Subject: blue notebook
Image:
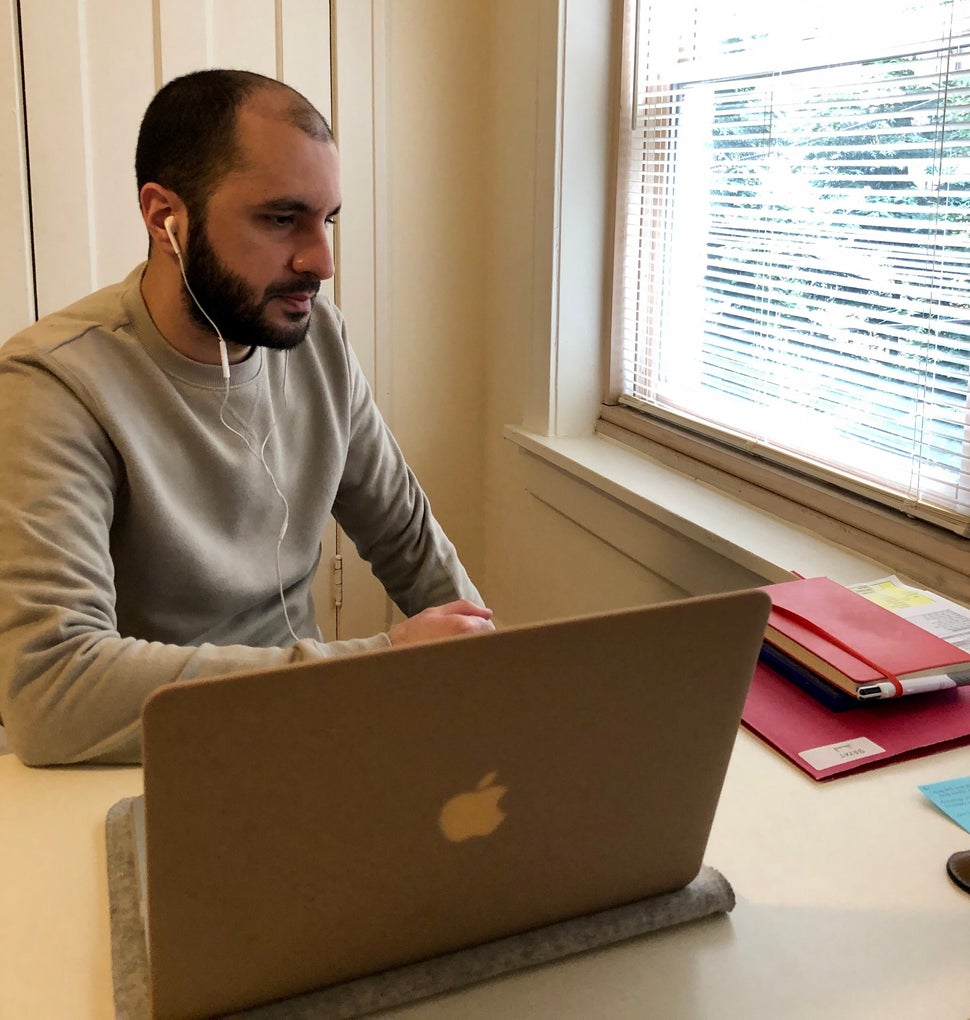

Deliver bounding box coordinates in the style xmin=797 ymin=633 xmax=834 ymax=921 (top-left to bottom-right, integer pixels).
xmin=759 ymin=642 xmax=858 ymax=712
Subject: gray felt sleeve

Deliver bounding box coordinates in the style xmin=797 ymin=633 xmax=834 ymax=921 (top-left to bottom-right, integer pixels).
xmin=106 ymin=797 xmax=735 ymax=1019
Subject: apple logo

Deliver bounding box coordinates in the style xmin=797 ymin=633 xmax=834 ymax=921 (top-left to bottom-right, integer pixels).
xmin=438 ymin=771 xmax=508 ymax=843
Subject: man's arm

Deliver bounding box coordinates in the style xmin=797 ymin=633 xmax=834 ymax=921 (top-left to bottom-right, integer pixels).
xmin=0 ymin=362 xmax=389 ymax=766
xmin=0 ymin=309 xmax=492 ymax=766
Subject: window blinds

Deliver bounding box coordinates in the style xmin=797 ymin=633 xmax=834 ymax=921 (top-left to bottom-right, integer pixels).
xmin=612 ymin=0 xmax=970 ymax=533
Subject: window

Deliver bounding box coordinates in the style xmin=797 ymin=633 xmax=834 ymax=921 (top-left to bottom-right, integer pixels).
xmin=612 ymin=0 xmax=970 ymax=535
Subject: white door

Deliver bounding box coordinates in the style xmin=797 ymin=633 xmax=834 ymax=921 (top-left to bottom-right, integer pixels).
xmin=4 ymin=0 xmax=391 ymax=642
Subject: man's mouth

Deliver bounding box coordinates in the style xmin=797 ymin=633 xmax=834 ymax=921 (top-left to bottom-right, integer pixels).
xmin=269 ymin=282 xmax=319 ymax=315
xmin=277 ymin=292 xmax=315 ymax=314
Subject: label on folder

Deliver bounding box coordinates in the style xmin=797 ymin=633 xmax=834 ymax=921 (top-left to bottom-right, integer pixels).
xmin=798 ymin=737 xmax=885 ymax=771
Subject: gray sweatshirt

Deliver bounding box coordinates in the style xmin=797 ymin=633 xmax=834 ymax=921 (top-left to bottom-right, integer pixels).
xmin=0 ymin=267 xmax=479 ymax=765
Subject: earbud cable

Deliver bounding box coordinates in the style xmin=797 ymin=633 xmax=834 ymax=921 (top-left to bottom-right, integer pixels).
xmin=173 ymin=248 xmax=300 ymax=645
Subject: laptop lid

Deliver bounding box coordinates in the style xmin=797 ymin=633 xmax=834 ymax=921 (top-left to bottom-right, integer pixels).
xmin=141 ymin=588 xmax=770 ymax=1018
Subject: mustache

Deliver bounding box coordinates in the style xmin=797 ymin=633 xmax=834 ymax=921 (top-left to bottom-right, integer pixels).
xmin=264 ymin=277 xmax=321 ymax=300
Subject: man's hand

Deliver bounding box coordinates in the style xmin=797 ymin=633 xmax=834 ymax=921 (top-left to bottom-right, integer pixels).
xmin=387 ymin=600 xmax=495 ymax=647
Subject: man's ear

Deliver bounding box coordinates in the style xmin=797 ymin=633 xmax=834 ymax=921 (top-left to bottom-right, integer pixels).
xmin=140 ymin=183 xmax=183 ymax=256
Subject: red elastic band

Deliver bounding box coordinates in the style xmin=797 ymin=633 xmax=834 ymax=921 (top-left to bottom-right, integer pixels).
xmin=770 ymin=604 xmax=905 ymax=696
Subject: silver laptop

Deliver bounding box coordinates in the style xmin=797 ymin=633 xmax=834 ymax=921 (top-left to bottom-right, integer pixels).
xmin=140 ymin=589 xmax=769 ymax=1018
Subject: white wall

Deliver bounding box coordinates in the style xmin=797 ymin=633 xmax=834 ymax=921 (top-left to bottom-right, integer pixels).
xmin=380 ymin=1 xmax=490 ymax=585
xmin=478 ymin=0 xmax=773 ymax=626
xmin=321 ymin=0 xmax=493 ymax=634
xmin=363 ymin=0 xmax=753 ymax=627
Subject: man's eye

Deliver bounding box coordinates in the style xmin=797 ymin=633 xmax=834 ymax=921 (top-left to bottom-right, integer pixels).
xmin=266 ymin=214 xmax=295 ymax=227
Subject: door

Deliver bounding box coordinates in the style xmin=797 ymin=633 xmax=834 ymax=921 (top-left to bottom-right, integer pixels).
xmin=4 ymin=0 xmax=391 ymax=641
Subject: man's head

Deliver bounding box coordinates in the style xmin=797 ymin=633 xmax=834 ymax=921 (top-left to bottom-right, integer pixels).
xmin=136 ymin=70 xmax=340 ymax=356
xmin=136 ymin=69 xmax=333 ymax=225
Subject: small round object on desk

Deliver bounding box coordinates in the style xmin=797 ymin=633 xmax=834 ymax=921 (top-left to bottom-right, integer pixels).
xmin=945 ymin=850 xmax=970 ymax=894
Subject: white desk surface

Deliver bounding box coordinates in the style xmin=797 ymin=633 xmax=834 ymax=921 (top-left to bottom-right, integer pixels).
xmin=1 ymin=732 xmax=968 ymax=1020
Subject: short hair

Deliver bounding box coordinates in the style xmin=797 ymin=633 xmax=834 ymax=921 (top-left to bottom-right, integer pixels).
xmin=135 ymin=69 xmax=334 ymax=217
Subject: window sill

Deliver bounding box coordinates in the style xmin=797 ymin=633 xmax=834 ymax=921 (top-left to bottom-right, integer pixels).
xmin=504 ymin=425 xmax=895 ymax=592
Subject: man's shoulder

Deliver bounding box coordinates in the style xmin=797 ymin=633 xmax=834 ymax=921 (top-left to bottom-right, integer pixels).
xmin=2 ymin=268 xmax=142 ymax=363
xmin=301 ymin=296 xmax=353 ymax=372
xmin=308 ymin=294 xmax=344 ymax=342
xmin=306 ymin=296 xmax=367 ymax=373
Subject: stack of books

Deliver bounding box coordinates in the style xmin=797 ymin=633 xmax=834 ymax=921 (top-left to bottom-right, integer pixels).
xmin=762 ymin=575 xmax=970 ymax=708
xmin=741 ymin=575 xmax=970 ymax=780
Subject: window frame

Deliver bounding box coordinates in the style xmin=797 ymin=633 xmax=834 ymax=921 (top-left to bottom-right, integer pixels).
xmin=600 ymin=0 xmax=970 ymax=603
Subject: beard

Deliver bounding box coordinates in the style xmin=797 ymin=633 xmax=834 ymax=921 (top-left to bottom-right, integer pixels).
xmin=182 ymin=222 xmax=320 ymax=351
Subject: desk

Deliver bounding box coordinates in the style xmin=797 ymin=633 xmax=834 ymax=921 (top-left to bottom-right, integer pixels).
xmin=2 ymin=733 xmax=968 ymax=1019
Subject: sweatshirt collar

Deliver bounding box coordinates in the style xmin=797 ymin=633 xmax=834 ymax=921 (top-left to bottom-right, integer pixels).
xmin=121 ymin=264 xmax=263 ymax=388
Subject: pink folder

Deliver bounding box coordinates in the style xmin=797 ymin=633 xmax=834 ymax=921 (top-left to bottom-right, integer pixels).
xmin=742 ymin=662 xmax=970 ymax=780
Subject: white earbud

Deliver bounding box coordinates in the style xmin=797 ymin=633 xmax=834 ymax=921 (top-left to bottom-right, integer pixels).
xmin=164 ymin=215 xmax=182 ymax=256
xmin=163 ymin=213 xmax=230 ymax=381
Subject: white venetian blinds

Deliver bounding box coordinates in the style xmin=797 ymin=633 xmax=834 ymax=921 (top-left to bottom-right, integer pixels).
xmin=612 ymin=0 xmax=970 ymax=533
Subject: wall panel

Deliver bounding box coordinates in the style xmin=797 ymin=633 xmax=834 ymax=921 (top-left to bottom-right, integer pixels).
xmin=327 ymin=0 xmax=390 ymax=639
xmin=209 ymin=0 xmax=277 ymax=77
xmin=14 ymin=2 xmax=346 ymax=638
xmin=21 ymin=0 xmax=336 ymax=320
xmin=84 ymin=2 xmax=157 ymax=289
xmin=0 ymin=0 xmax=33 ymax=341
xmin=157 ymin=0 xmax=211 ymax=81
xmin=280 ymin=0 xmax=332 ymax=121
xmin=157 ymin=0 xmax=279 ymax=81
xmin=19 ymin=0 xmax=151 ymax=315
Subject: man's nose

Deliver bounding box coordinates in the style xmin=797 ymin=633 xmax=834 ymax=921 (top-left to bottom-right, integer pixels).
xmin=292 ymin=226 xmax=335 ymax=281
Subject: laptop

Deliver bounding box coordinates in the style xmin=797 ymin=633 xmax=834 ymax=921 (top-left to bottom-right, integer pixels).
xmin=138 ymin=588 xmax=770 ymax=1018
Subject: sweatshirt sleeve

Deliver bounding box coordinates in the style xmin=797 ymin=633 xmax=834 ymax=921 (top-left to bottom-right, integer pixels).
xmin=0 ymin=360 xmax=389 ymax=767
xmin=330 ymin=323 xmax=483 ymax=615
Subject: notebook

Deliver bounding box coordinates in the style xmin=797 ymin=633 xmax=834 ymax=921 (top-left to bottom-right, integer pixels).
xmin=136 ymin=588 xmax=770 ymax=1018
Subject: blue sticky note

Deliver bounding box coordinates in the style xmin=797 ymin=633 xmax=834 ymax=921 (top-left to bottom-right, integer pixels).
xmin=919 ymin=776 xmax=970 ymax=835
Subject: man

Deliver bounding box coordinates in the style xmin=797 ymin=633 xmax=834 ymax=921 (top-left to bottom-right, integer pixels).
xmin=0 ymin=69 xmax=492 ymax=767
